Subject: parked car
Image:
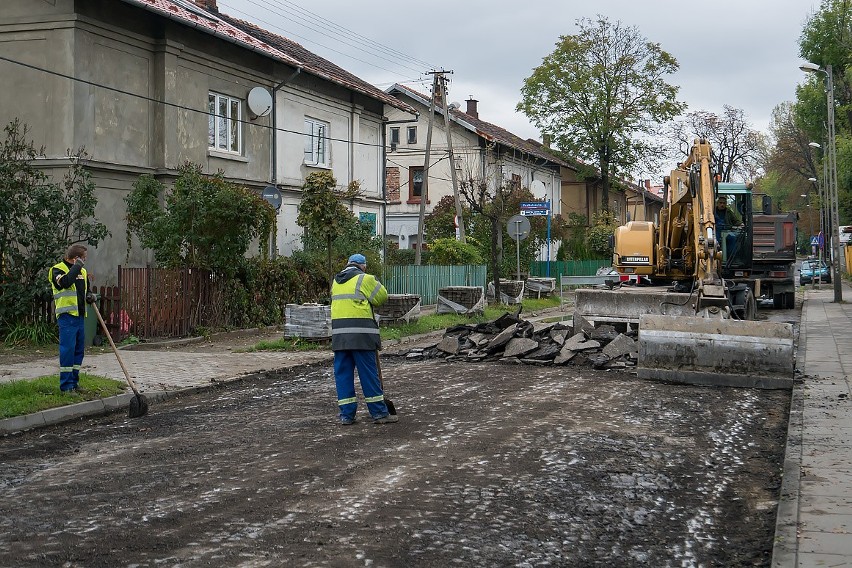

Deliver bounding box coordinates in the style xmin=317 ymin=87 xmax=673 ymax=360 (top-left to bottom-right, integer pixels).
xmin=800 ymin=259 xmax=831 ymax=284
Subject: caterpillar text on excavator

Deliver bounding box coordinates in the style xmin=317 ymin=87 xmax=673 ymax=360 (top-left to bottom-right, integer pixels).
xmin=574 ymin=139 xmax=794 ymax=389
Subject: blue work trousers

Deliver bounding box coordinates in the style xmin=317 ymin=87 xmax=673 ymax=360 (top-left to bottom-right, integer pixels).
xmin=333 ymin=350 xmax=389 ymax=420
xmin=58 ymin=313 xmax=85 ymax=391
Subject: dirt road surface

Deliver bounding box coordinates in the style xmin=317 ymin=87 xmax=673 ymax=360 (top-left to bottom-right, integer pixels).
xmin=0 ymin=357 xmax=789 ymax=567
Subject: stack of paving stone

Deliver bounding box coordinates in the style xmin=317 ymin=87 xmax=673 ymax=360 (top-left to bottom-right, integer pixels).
xmin=525 ymin=277 xmax=556 ymax=298
xmin=436 ymin=286 xmax=485 ymax=315
xmin=375 ymin=294 xmax=421 ymax=325
xmin=284 ymin=303 xmax=331 ymax=339
xmin=487 ymin=279 xmax=525 ymax=304
xmin=405 ymin=312 xmax=638 ymax=369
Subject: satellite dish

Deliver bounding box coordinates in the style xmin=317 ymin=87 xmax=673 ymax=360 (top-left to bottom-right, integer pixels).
xmin=247 ymin=87 xmax=272 ymax=118
xmin=449 ymin=101 xmax=461 ymax=110
xmin=530 ymin=179 xmax=546 ymax=198
xmin=261 ymin=185 xmax=282 ymax=211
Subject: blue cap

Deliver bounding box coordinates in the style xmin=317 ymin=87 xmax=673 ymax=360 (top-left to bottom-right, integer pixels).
xmin=348 ymin=253 xmax=366 ymax=265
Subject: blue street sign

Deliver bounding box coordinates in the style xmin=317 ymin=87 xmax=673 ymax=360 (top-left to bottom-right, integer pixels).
xmin=811 ymin=235 xmax=820 ymax=246
xmin=520 ymin=209 xmax=549 ymax=217
xmin=818 ymin=231 xmax=825 ymax=248
xmin=520 ymin=201 xmax=550 ymax=211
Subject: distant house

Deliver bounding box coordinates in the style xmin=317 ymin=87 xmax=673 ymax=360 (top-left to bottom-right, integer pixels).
xmin=0 ymin=0 xmax=415 ymax=282
xmin=383 ymin=84 xmax=568 ymax=252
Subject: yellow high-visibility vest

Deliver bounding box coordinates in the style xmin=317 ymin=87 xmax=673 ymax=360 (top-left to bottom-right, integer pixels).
xmin=49 ymin=261 xmax=87 ymax=317
xmin=330 ymin=268 xmax=388 ymax=351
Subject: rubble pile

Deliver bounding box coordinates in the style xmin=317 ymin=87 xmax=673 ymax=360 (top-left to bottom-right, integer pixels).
xmin=404 ymin=311 xmax=639 ymax=370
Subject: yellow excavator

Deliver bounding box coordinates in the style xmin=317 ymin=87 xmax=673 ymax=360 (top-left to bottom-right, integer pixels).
xmin=576 ymin=139 xmax=794 ymax=388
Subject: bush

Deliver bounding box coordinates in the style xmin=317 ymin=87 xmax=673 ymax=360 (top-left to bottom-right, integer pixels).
xmin=426 ymin=238 xmax=483 ymax=265
xmin=223 ymin=256 xmax=329 ymax=329
xmin=385 ymin=246 xmax=430 ymax=266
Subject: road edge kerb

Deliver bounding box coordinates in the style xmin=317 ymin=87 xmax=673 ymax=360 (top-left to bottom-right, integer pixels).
xmin=770 ymin=379 xmax=803 ymax=566
xmin=0 ymin=375 xmax=257 ymax=436
xmin=770 ymin=289 xmax=808 ymax=567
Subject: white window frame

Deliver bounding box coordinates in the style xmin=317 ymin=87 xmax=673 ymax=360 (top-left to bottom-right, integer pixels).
xmin=304 ymin=117 xmax=330 ymax=167
xmin=208 ymin=92 xmax=242 ymax=155
xmin=407 ymin=126 xmax=417 ymax=144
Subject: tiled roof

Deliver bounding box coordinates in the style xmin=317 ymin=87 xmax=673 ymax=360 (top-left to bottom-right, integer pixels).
xmin=120 ymin=0 xmax=417 ymax=115
xmin=389 ymin=83 xmax=571 ymax=169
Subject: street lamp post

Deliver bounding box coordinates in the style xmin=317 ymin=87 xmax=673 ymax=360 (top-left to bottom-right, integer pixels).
xmin=807 ymin=175 xmax=824 ymax=237
xmin=801 ymin=62 xmax=843 ymax=302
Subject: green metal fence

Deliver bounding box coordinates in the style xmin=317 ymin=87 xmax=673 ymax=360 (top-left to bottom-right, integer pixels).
xmin=382 ymin=264 xmax=486 ymax=305
xmin=529 ymin=260 xmax=611 ymax=278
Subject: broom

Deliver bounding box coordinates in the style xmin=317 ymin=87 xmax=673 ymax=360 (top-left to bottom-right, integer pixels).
xmin=375 ymin=351 xmax=396 ymax=416
xmin=91 ymin=303 xmax=149 ymax=418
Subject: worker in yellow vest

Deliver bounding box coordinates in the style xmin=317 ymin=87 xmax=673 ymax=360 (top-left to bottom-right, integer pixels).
xmin=49 ymin=244 xmax=96 ymax=393
xmin=330 ymin=253 xmax=395 ymax=425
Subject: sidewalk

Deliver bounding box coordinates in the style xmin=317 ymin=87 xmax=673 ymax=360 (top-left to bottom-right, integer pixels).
xmin=773 ymin=282 xmax=852 ymax=567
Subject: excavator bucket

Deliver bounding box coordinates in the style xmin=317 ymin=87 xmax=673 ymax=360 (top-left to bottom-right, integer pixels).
xmin=637 ymin=314 xmax=794 ymax=389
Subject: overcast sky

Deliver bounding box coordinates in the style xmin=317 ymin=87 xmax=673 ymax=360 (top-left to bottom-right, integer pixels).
xmin=219 ymin=0 xmax=816 ymax=146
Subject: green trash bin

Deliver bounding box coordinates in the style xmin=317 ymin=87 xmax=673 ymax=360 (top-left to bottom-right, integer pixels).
xmin=84 ymin=305 xmax=98 ymax=347
xmin=84 ymin=295 xmax=100 ymax=347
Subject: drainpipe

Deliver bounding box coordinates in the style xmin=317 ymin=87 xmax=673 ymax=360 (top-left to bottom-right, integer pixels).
xmin=271 ymin=67 xmax=301 ymax=185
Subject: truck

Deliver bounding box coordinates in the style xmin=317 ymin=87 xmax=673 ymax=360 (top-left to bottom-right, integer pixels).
xmin=749 ymin=206 xmax=797 ymax=308
xmin=711 ymin=189 xmax=797 ymax=309
xmin=575 ymin=139 xmax=794 ymax=388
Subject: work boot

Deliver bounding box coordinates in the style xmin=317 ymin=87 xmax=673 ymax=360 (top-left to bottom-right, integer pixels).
xmin=373 ymin=415 xmax=398 ymax=424
xmin=339 ymin=416 xmax=357 ymax=426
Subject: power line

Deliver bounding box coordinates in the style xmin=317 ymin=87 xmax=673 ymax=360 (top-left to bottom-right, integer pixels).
xmin=0 ymin=55 xmax=395 ymax=150
xmin=222 ymin=0 xmax=439 ymax=72
xmin=224 ymin=0 xmax=436 ymax=78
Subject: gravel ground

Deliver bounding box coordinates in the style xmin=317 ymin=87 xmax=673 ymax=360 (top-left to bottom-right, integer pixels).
xmin=0 ymin=356 xmax=789 ymax=567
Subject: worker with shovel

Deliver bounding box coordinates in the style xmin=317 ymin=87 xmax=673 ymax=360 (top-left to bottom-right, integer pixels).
xmin=330 ymin=253 xmax=396 ymax=425
xmin=49 ymin=244 xmax=96 ymax=393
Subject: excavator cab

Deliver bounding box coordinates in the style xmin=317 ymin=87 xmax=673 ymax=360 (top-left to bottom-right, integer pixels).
xmin=716 ymin=184 xmax=753 ymax=278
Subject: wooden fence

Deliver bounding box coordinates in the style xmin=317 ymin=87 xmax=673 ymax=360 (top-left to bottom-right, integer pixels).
xmin=382 ymin=264 xmax=486 ymax=305
xmin=117 ymin=266 xmax=227 ymax=339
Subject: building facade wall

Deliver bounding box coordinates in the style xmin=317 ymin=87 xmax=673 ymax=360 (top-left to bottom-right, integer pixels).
xmin=1 ymin=0 xmax=392 ymax=278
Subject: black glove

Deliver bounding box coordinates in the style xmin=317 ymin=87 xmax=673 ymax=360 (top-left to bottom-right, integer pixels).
xmin=85 ymin=292 xmax=96 ymax=305
xmin=74 ymin=257 xmax=85 ymax=267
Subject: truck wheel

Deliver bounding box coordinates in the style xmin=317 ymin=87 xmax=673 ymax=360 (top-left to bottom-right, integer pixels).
xmin=773 ymin=294 xmax=783 ymax=309
xmin=784 ymin=292 xmax=795 ymax=309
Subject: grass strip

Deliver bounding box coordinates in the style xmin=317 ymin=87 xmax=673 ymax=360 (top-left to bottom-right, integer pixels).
xmin=0 ymin=374 xmax=127 ymax=419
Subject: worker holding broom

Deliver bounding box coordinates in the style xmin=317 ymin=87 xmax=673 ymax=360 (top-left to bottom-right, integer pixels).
xmin=330 ymin=253 xmax=396 ymax=426
xmin=49 ymin=244 xmax=96 ymax=393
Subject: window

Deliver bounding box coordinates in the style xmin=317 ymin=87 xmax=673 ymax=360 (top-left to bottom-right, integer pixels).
xmin=510 ymin=173 xmax=521 ymax=190
xmin=389 ymin=127 xmax=400 ymax=146
xmin=208 ymin=93 xmax=242 ymax=154
xmin=407 ymin=126 xmax=417 ymax=144
xmin=409 ymin=166 xmax=424 ymax=202
xmin=304 ymin=117 xmax=329 ymax=167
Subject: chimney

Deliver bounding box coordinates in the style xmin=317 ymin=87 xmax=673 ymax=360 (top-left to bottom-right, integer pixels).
xmin=192 ymin=0 xmax=218 ymax=12
xmin=542 ymin=133 xmax=552 ymax=148
xmin=465 ymin=97 xmax=479 ymax=119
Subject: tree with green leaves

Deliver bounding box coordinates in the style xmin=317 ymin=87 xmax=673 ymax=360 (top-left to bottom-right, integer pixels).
xmin=0 ymin=119 xmax=109 ymax=333
xmin=296 ymin=172 xmax=370 ymax=283
xmin=125 ymin=163 xmax=274 ymax=277
xmin=424 ymin=195 xmax=470 ymax=242
xmin=518 ymin=15 xmax=685 ymax=212
xmin=426 ymin=238 xmax=483 ymax=265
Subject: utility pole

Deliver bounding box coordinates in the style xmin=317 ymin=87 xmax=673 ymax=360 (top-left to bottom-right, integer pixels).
xmin=415 ymin=73 xmax=438 ymax=265
xmin=435 ymin=71 xmax=466 ymax=243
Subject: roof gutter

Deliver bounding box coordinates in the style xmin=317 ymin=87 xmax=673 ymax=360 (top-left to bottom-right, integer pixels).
xmin=119 ymin=0 xmax=302 ymax=67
